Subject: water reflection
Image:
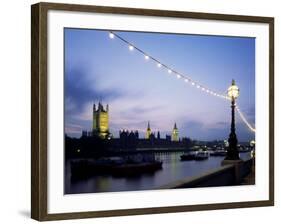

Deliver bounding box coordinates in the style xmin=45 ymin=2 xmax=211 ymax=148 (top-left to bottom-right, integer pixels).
xmin=65 ymin=152 xmax=251 ymax=194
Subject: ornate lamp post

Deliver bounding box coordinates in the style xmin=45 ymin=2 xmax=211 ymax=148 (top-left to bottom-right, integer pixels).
xmin=225 ymin=79 xmax=240 ymax=161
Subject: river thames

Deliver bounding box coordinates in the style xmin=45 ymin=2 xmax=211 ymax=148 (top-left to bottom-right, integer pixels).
xmin=65 ymin=152 xmax=252 ymax=194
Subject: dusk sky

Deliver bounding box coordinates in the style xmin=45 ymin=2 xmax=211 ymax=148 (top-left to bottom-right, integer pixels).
xmin=64 ymin=28 xmax=255 ymax=142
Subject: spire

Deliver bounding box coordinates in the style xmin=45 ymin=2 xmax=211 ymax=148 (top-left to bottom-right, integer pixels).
xmin=172 ymin=122 xmax=179 ymax=142
xmin=98 ymin=101 xmax=104 ymax=111
xmin=147 ymin=121 xmax=151 ymax=130
xmin=93 ymin=103 xmax=96 ymax=112
xmin=145 ymin=121 xmax=152 ymax=139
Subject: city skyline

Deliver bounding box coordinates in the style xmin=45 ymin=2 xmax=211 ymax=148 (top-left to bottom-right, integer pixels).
xmin=64 ymin=28 xmax=255 ymax=141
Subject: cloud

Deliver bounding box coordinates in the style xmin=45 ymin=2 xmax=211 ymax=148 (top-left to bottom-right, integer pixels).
xmin=65 ymin=123 xmax=83 ymax=134
xmin=65 ymin=67 xmax=125 ymax=117
xmin=112 ymin=105 xmax=164 ymax=120
xmin=181 ymin=120 xmax=227 ymax=141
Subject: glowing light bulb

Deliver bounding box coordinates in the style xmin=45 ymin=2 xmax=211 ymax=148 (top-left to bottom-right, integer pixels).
xmin=177 ymin=74 xmax=181 ymax=79
xmin=191 ymin=82 xmax=195 ymax=86
xmin=109 ymin=32 xmax=115 ymax=39
xmin=227 ymin=80 xmax=239 ymax=99
xmin=168 ymin=69 xmax=172 ymax=74
xmin=145 ymin=55 xmax=149 ymax=60
xmin=157 ymin=63 xmax=162 ymax=68
xmin=129 ymin=45 xmax=134 ymax=51
xmin=184 ymin=79 xmax=188 ymax=83
xmin=196 ymin=85 xmax=200 ymax=88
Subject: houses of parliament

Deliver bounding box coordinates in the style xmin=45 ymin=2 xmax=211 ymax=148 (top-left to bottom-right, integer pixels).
xmin=80 ymin=102 xmax=191 ymax=150
xmin=84 ymin=102 xmax=180 ymax=141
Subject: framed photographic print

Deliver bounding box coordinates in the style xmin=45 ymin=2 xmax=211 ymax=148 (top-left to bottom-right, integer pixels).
xmin=31 ymin=2 xmax=274 ymax=221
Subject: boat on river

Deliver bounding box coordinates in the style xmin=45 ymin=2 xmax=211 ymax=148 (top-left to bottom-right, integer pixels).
xmin=209 ymin=150 xmax=227 ymax=157
xmin=71 ymin=156 xmax=163 ymax=178
xmin=194 ymin=151 xmax=209 ymax=160
xmin=180 ymin=152 xmax=197 ymax=161
xmin=112 ymin=161 xmax=162 ymax=177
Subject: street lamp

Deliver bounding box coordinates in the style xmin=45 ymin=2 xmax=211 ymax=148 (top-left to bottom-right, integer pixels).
xmin=225 ymin=79 xmax=240 ymax=160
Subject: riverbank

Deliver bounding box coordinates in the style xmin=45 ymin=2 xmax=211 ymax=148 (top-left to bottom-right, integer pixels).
xmin=65 ymin=152 xmax=253 ymax=194
xmin=159 ymin=158 xmax=254 ymax=189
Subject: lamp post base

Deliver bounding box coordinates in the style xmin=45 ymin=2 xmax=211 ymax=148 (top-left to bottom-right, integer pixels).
xmin=221 ymin=159 xmax=243 ymax=184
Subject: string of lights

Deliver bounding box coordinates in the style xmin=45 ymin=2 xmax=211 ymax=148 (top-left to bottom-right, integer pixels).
xmin=108 ymin=31 xmax=256 ymax=133
xmin=236 ymin=105 xmax=255 ymax=132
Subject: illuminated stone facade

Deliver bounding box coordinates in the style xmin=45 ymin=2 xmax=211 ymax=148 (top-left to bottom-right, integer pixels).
xmin=172 ymin=123 xmax=179 ymax=142
xmin=145 ymin=121 xmax=152 ymax=139
xmin=92 ymin=102 xmax=109 ymax=139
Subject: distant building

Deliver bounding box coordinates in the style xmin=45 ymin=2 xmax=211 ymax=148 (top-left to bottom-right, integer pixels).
xmin=119 ymin=130 xmax=139 ymax=140
xmin=166 ymin=135 xmax=171 ymax=141
xmin=82 ymin=130 xmax=88 ymax=137
xmin=172 ymin=123 xmax=179 ymax=142
xmin=92 ymin=102 xmax=110 ymax=139
xmin=149 ymin=132 xmax=156 ymax=140
xmin=119 ymin=130 xmax=139 ymax=149
xmin=157 ymin=131 xmax=160 ymax=140
xmin=145 ymin=121 xmax=152 ymax=139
